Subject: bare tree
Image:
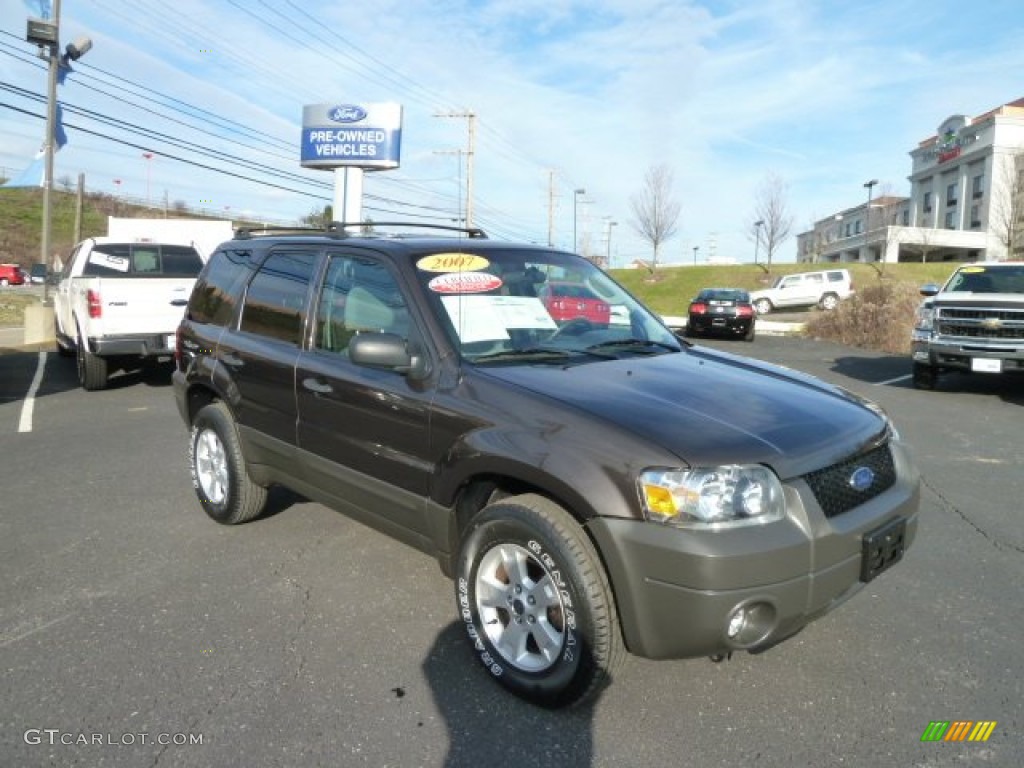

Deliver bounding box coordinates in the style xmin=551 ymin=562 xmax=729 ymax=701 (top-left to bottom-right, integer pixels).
xmin=990 ymin=157 xmax=1024 ymax=259
xmin=629 ymin=163 xmax=681 ymax=272
xmin=750 ymin=172 xmax=794 ymax=274
xmin=916 ymin=215 xmax=937 ymax=263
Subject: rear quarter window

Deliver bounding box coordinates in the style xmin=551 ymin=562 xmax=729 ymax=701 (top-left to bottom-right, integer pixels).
xmin=187 ymin=249 xmax=260 ymax=326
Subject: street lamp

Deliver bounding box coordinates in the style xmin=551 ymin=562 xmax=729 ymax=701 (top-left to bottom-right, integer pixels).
xmin=692 ymin=245 xmax=700 ymax=265
xmin=32 ymin=0 xmax=92 ymax=304
xmin=573 ymin=188 xmax=585 ymax=253
xmin=605 ymin=220 xmax=617 ymax=267
xmin=753 ymin=219 xmax=765 ymax=264
xmin=863 ymin=179 xmax=878 ymax=261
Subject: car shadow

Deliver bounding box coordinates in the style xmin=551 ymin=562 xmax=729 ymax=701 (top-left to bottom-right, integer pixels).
xmin=421 ymin=621 xmax=600 ymax=767
xmin=830 ymin=354 xmax=913 ymax=385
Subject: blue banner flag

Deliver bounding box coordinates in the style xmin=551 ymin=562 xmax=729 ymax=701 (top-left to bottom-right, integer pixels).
xmin=54 ymin=103 xmax=67 ymax=149
xmin=24 ymin=0 xmax=53 ymax=20
xmin=1 ymin=153 xmax=46 ymax=188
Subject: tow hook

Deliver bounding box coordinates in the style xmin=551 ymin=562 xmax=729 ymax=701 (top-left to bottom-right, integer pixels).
xmin=709 ymin=652 xmax=733 ymax=663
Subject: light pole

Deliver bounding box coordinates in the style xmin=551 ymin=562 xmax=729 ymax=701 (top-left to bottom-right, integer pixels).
xmin=605 ymin=220 xmax=617 ymax=267
xmin=863 ymin=178 xmax=878 ymax=261
xmin=30 ymin=0 xmax=92 ymax=304
xmin=692 ymin=245 xmax=700 ymax=265
xmin=753 ymin=219 xmax=765 ymax=264
xmin=573 ymin=188 xmax=585 ymax=253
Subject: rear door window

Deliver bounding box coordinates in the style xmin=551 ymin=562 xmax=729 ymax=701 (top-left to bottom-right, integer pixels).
xmin=238 ymin=250 xmax=319 ymax=345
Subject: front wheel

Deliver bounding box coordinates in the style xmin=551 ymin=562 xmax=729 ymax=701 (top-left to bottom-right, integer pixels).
xmin=753 ymin=298 xmax=772 ymax=315
xmin=189 ymin=401 xmax=268 ymax=524
xmin=912 ymin=362 xmax=938 ymax=390
xmin=455 ymin=494 xmax=624 ymax=708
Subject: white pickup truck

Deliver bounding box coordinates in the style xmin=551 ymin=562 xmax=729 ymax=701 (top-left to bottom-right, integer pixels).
xmin=54 ymin=237 xmax=207 ymax=390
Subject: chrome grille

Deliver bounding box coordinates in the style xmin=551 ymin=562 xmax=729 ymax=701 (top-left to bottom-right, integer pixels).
xmin=803 ymin=443 xmax=896 ymax=519
xmin=936 ymin=307 xmax=1024 ymax=340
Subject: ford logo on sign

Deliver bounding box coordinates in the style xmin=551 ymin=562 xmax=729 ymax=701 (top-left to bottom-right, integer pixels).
xmin=849 ymin=466 xmax=875 ymax=492
xmin=328 ymin=105 xmax=367 ymax=123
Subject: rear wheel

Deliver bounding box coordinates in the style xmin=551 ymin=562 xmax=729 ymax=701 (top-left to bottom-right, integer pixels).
xmin=820 ymin=293 xmax=840 ymax=311
xmin=455 ymin=494 xmax=624 ymax=708
xmin=912 ymin=363 xmax=938 ymax=390
xmin=743 ymin=323 xmax=756 ymax=342
xmin=189 ymin=402 xmax=268 ymax=524
xmin=753 ymin=298 xmax=773 ymax=315
xmin=76 ymin=330 xmax=109 ymax=390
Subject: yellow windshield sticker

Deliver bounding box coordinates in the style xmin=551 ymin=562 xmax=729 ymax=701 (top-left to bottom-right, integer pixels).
xmin=416 ymin=253 xmax=490 ymax=272
xmin=960 ymin=266 xmax=985 ymax=273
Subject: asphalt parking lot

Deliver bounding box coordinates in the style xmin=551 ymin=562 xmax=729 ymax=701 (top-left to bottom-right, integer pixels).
xmin=0 ymin=336 xmax=1021 ymax=767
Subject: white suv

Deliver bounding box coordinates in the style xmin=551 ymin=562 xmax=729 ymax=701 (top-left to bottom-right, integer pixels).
xmin=749 ymin=268 xmax=853 ymax=314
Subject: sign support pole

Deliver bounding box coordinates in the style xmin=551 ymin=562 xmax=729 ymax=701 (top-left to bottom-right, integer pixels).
xmin=333 ymin=167 xmax=364 ymax=226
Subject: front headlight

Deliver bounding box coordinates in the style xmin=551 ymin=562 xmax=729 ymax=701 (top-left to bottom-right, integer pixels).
xmin=639 ymin=465 xmax=785 ymax=528
xmin=914 ymin=304 xmax=934 ymax=331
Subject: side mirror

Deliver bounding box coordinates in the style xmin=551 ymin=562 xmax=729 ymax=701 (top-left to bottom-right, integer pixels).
xmin=349 ymin=333 xmax=429 ymax=379
xmin=919 ymin=283 xmax=940 ymax=297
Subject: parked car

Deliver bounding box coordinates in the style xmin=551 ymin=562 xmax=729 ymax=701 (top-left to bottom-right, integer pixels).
xmin=0 ymin=263 xmax=27 ymax=287
xmin=29 ymin=263 xmax=48 ymax=284
xmin=537 ymin=280 xmax=611 ymax=325
xmin=172 ymin=223 xmax=919 ymax=708
xmin=54 ymin=237 xmax=206 ymax=390
xmin=911 ymin=262 xmax=1024 ymax=389
xmin=749 ymin=268 xmax=853 ymax=314
xmin=686 ymin=287 xmax=756 ymax=341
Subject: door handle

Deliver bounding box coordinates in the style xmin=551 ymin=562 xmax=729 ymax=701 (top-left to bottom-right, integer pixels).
xmin=220 ymin=352 xmax=243 ymax=367
xmin=170 ymin=299 xmax=188 ymax=306
xmin=302 ymin=378 xmax=333 ymax=394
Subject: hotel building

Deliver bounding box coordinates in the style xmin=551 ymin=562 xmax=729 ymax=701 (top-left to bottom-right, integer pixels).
xmin=797 ymin=98 xmax=1024 ymax=264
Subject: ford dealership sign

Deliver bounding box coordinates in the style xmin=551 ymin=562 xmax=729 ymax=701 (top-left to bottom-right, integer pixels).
xmin=301 ymin=102 xmax=402 ymax=170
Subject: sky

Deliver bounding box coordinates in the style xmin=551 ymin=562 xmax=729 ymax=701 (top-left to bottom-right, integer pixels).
xmin=2 ymin=0 xmax=1024 ymax=265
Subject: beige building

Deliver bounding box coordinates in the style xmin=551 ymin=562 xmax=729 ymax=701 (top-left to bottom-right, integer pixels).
xmin=798 ymin=98 xmax=1024 ymax=264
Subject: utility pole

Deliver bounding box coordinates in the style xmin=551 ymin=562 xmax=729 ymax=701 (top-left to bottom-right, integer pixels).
xmin=547 ymin=170 xmax=556 ymax=246
xmin=435 ymin=110 xmax=476 ymax=227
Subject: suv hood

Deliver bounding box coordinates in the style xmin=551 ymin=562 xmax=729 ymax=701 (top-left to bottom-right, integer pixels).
xmin=477 ymin=347 xmax=885 ymax=479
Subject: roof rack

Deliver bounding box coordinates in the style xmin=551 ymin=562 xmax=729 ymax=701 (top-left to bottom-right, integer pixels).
xmin=326 ymin=221 xmax=489 ymax=239
xmin=233 ymin=225 xmax=341 ymax=240
xmin=233 ymin=221 xmax=489 ymax=241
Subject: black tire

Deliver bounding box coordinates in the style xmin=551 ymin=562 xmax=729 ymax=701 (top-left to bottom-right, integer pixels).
xmin=188 ymin=401 xmax=268 ymax=525
xmin=683 ymin=324 xmax=697 ymax=338
xmin=753 ymin=298 xmax=772 ymax=315
xmin=76 ymin=329 xmax=109 ymax=390
xmin=743 ymin=323 xmax=756 ymax=342
xmin=820 ymin=293 xmax=840 ymax=311
xmin=455 ymin=494 xmax=624 ymax=708
xmin=912 ymin=363 xmax=938 ymax=390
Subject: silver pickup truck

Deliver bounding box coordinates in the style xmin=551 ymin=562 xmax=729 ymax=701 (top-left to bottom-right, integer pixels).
xmin=911 ymin=262 xmax=1024 ymax=389
xmin=54 ymin=237 xmax=206 ymax=390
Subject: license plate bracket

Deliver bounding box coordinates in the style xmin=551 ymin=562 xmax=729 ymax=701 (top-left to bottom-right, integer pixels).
xmin=860 ymin=517 xmax=906 ymax=582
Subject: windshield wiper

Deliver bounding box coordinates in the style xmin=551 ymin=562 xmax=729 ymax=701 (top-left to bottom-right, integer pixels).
xmin=472 ymin=346 xmax=615 ymax=363
xmin=585 ymin=339 xmax=680 ymax=355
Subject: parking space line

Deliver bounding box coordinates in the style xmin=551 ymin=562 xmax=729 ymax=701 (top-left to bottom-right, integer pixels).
xmin=17 ymin=351 xmax=47 ymax=433
xmin=874 ymin=373 xmax=911 ymax=386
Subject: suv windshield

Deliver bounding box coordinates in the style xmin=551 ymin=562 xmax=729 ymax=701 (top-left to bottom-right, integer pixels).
xmin=409 ymin=247 xmax=681 ymax=362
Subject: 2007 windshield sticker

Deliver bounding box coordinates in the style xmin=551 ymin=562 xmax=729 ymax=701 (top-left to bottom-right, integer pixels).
xmin=417 ymin=253 xmax=490 ymax=272
xmin=428 ymin=272 xmax=503 ymax=294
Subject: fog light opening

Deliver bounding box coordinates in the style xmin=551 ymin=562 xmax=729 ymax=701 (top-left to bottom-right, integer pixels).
xmin=724 ymin=601 xmax=776 ymax=647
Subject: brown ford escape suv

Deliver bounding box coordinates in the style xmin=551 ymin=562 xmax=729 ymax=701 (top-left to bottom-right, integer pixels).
xmin=172 ymin=223 xmax=919 ymax=708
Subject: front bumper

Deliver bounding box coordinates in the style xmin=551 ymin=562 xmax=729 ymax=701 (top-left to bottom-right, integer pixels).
xmin=586 ymin=442 xmax=920 ymax=660
xmin=912 ymin=333 xmax=1024 ymax=373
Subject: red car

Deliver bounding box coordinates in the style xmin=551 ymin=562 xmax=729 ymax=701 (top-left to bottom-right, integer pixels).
xmin=539 ymin=281 xmax=611 ymax=325
xmin=0 ymin=264 xmax=27 ymax=287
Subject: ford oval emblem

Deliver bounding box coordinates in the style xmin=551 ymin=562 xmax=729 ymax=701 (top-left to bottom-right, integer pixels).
xmin=849 ymin=466 xmax=875 ymax=492
xmin=328 ymin=105 xmax=367 ymax=123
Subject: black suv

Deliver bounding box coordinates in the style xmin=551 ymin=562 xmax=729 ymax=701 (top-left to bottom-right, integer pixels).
xmin=172 ymin=223 xmax=919 ymax=707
